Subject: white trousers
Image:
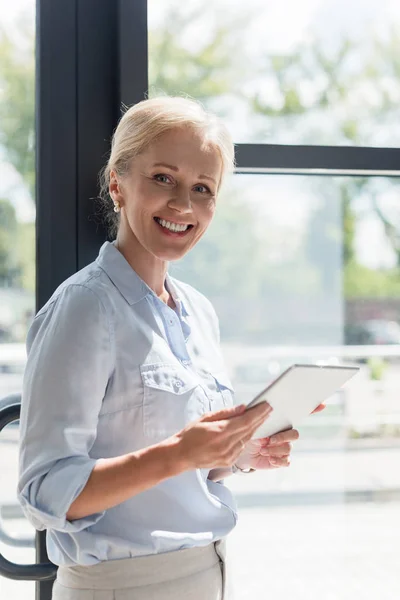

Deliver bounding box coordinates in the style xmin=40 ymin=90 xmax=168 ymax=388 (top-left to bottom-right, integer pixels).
xmin=51 ymin=539 xmax=231 ymax=600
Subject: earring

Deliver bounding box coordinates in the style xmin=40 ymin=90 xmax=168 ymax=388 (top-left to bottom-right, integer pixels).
xmin=113 ymin=201 xmax=120 ymax=213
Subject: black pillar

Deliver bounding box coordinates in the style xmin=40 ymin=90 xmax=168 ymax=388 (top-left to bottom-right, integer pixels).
xmin=35 ymin=1 xmax=147 ymax=598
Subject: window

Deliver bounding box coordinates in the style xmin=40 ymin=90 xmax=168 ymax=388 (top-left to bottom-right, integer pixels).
xmin=0 ymin=2 xmax=36 ymax=599
xmin=151 ymin=2 xmax=400 ymax=596
xmin=149 ymin=0 xmax=400 ymax=146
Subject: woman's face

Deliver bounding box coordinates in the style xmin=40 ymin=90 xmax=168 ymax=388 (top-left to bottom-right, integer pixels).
xmin=111 ymin=127 xmax=222 ymax=262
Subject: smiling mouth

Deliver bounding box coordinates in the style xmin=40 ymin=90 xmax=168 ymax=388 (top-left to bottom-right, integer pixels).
xmin=154 ymin=217 xmax=194 ymax=229
xmin=153 ymin=217 xmax=195 ymax=237
xmin=154 ymin=217 xmax=194 ymax=227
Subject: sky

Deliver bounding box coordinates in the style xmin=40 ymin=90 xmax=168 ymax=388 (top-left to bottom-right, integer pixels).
xmin=2 ymin=0 xmax=400 ymax=268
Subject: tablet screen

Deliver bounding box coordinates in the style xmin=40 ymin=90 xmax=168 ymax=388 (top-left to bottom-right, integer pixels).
xmin=247 ymin=364 xmax=359 ymax=439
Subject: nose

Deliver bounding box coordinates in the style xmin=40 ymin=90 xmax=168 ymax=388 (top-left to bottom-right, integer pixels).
xmin=168 ymin=189 xmax=193 ymax=214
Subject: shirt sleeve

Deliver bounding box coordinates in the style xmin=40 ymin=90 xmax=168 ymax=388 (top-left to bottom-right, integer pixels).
xmin=17 ymin=283 xmax=113 ymax=533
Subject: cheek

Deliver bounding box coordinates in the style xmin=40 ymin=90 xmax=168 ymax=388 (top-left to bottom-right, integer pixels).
xmin=197 ymin=196 xmax=216 ymax=217
xmin=125 ymin=185 xmax=160 ymax=218
xmin=193 ymin=207 xmax=215 ymax=240
xmin=202 ymin=202 xmax=216 ymax=226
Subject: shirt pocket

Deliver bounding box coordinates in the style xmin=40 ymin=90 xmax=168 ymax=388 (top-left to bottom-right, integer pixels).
xmin=140 ymin=363 xmax=206 ymax=444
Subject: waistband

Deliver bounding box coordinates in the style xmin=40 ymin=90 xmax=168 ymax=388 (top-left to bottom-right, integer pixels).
xmin=56 ymin=540 xmax=225 ymax=590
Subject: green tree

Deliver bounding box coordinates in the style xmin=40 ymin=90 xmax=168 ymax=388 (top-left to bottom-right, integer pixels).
xmin=0 ymin=16 xmax=35 ymax=300
xmin=0 ymin=22 xmax=35 ymax=198
xmin=0 ymin=199 xmax=22 ymax=286
xmin=250 ymin=34 xmax=400 ymax=280
xmin=148 ymin=2 xmax=400 ymax=316
xmin=148 ymin=0 xmax=253 ymax=110
xmin=16 ymin=221 xmax=35 ymax=292
xmin=3 ymin=2 xmax=400 ymax=311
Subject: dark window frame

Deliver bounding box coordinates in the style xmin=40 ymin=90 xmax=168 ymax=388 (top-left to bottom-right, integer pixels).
xmin=235 ymin=144 xmax=400 ymax=176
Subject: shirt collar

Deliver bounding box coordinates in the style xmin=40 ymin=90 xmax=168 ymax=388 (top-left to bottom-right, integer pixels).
xmin=165 ymin=271 xmax=190 ymax=318
xmin=96 ymin=241 xmax=190 ymax=316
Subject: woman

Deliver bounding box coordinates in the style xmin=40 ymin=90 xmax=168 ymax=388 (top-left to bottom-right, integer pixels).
xmin=18 ymin=96 xmax=302 ymax=600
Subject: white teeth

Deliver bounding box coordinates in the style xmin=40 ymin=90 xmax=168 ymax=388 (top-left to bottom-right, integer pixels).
xmin=155 ymin=218 xmax=189 ymax=232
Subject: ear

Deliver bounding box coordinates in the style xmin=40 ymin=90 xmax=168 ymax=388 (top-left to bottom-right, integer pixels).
xmin=109 ymin=170 xmax=123 ymax=202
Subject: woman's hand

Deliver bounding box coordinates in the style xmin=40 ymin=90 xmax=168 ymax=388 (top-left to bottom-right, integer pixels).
xmin=173 ymin=402 xmax=273 ymax=471
xmin=234 ymin=401 xmax=326 ymax=470
xmin=234 ymin=428 xmax=299 ymax=470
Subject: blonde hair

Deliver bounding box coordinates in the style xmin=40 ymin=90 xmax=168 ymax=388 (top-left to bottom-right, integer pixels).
xmin=98 ymin=95 xmax=235 ymax=237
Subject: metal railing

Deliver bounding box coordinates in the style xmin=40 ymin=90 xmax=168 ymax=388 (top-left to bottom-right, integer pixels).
xmin=0 ymin=394 xmax=57 ymax=582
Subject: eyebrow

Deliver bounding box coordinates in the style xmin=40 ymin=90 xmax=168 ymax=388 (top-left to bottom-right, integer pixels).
xmin=152 ymin=162 xmax=217 ymax=185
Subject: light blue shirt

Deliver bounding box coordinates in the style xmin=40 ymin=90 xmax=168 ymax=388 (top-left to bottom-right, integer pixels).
xmin=17 ymin=240 xmax=237 ymax=566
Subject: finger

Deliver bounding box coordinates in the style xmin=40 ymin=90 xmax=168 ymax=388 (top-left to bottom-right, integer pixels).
xmin=268 ymin=428 xmax=299 ymax=446
xmin=243 ymin=409 xmax=272 ymax=437
xmin=223 ymin=409 xmax=272 ymax=443
xmin=233 ymin=421 xmax=267 ymax=449
xmin=269 ymin=455 xmax=291 ymax=468
xmin=245 ymin=401 xmax=272 ymax=416
xmin=234 ymin=402 xmax=273 ymax=432
xmin=202 ymin=404 xmax=246 ymax=423
xmin=204 ymin=402 xmax=270 ymax=426
xmin=261 ymin=442 xmax=292 ymax=457
xmin=224 ymin=404 xmax=273 ymax=448
xmin=311 ymin=403 xmax=326 ymax=414
xmin=258 ymin=436 xmax=271 ymax=445
xmin=240 ymin=415 xmax=271 ymax=445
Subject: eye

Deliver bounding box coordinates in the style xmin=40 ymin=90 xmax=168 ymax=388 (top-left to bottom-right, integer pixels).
xmin=194 ymin=184 xmax=212 ymax=194
xmin=153 ymin=173 xmax=172 ymax=184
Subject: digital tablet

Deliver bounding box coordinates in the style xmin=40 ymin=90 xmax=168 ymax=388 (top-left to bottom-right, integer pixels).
xmin=246 ymin=363 xmax=359 ymax=439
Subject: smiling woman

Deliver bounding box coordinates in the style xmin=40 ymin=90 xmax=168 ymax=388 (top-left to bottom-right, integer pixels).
xmin=18 ymin=95 xmax=288 ymax=600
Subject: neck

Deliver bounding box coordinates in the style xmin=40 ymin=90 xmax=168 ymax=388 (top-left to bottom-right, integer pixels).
xmin=115 ymin=227 xmax=169 ymax=301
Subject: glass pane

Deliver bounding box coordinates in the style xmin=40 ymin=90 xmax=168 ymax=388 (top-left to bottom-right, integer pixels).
xmin=0 ymin=422 xmax=35 ymax=599
xmin=149 ymin=0 xmax=400 ymax=146
xmin=0 ymin=1 xmax=36 ymax=598
xmin=171 ymin=174 xmax=400 ymax=598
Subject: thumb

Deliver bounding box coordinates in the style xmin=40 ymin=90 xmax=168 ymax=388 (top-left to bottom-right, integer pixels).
xmin=202 ymin=404 xmax=246 ymax=423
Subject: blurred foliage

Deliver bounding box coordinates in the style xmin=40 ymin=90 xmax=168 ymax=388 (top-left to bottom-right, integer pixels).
xmin=0 ymin=16 xmax=35 ymax=341
xmin=0 ymin=21 xmax=35 ymax=199
xmin=0 ymin=199 xmax=22 ymax=286
xmin=1 ymin=3 xmax=400 ymax=343
xmin=367 ymin=356 xmax=388 ymax=381
xmin=148 ymin=1 xmax=253 ymax=112
xmin=148 ymin=4 xmax=400 ymax=308
xmin=15 ymin=220 xmax=35 ymax=292
xmin=344 ymin=260 xmax=400 ymax=298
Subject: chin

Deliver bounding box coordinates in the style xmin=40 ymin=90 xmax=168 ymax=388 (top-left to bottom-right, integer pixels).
xmin=152 ymin=247 xmax=190 ymax=262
